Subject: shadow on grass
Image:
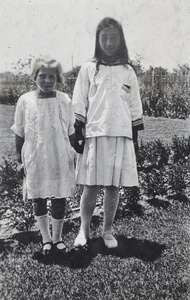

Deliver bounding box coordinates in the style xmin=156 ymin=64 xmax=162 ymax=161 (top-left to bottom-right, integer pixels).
xmin=32 ymin=235 xmax=166 ymax=269
xmin=12 ymin=231 xmax=41 ymax=245
xmin=0 ymin=238 xmax=13 ymax=256
xmin=1 ymin=231 xmax=166 ymax=268
xmin=88 ymin=236 xmax=166 ymax=263
xmin=146 ymin=198 xmax=171 ymax=209
xmin=0 ymin=231 xmax=41 ymax=257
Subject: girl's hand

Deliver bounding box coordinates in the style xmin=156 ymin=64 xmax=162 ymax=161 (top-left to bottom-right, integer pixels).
xmin=132 ymin=128 xmax=138 ymax=155
xmin=74 ymin=126 xmax=85 ymax=154
xmin=69 ymin=133 xmax=76 ymax=148
xmin=133 ymin=142 xmax=139 ymax=155
xmin=16 ymin=162 xmax=24 ymax=178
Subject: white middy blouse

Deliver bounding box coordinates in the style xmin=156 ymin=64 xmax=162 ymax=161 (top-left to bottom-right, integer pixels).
xmin=72 ymin=61 xmax=143 ymax=138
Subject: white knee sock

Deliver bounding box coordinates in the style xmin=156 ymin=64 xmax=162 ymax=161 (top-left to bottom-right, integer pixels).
xmin=36 ymin=214 xmax=51 ymax=244
xmin=52 ymin=218 xmax=64 ymax=244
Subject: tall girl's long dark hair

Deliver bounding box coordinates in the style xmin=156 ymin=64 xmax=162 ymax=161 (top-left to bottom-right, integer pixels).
xmin=94 ymin=18 xmax=129 ymax=65
xmin=93 ymin=17 xmax=135 ymax=78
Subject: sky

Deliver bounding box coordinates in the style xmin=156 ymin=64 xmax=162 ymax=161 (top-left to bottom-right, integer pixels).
xmin=0 ymin=0 xmax=190 ymax=73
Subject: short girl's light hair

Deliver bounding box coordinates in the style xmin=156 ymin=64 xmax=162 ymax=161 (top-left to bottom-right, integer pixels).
xmin=31 ymin=55 xmax=64 ymax=84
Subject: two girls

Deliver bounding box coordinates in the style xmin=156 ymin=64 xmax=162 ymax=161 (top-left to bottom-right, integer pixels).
xmin=12 ymin=17 xmax=144 ymax=253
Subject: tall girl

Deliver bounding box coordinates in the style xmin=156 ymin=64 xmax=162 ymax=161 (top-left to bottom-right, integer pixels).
xmin=72 ymin=18 xmax=144 ymax=248
xmin=11 ymin=56 xmax=76 ymax=254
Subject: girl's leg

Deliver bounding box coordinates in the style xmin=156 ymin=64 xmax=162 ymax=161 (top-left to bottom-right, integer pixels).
xmin=103 ymin=186 xmax=119 ymax=248
xmin=74 ymin=185 xmax=100 ymax=247
xmin=51 ymin=198 xmax=66 ymax=250
xmin=33 ymin=198 xmax=52 ymax=252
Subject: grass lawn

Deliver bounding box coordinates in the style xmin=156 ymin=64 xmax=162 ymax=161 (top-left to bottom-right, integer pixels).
xmin=138 ymin=116 xmax=190 ymax=144
xmin=0 ymin=104 xmax=190 ymax=299
xmin=1 ymin=203 xmax=190 ymax=299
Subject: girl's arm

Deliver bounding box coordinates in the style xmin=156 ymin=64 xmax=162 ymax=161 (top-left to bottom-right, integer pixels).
xmin=15 ymin=134 xmax=24 ymax=176
xmin=69 ymin=133 xmax=76 ymax=148
xmin=72 ymin=63 xmax=90 ymax=153
xmin=72 ymin=63 xmax=90 ymax=124
xmin=128 ymin=69 xmax=144 ymax=131
xmin=67 ymin=95 xmax=76 ymax=149
xmin=128 ymin=69 xmax=144 ymax=153
xmin=11 ymin=95 xmax=25 ymax=170
xmin=15 ymin=134 xmax=24 ymax=163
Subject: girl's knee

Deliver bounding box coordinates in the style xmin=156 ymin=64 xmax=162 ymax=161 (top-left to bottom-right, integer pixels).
xmin=84 ymin=185 xmax=100 ymax=196
xmin=105 ymin=186 xmax=119 ymax=193
xmin=33 ymin=198 xmax=47 ymax=216
xmin=51 ymin=198 xmax=66 ymax=219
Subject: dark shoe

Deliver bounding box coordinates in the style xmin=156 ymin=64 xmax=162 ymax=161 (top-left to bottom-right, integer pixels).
xmin=42 ymin=242 xmax=52 ymax=255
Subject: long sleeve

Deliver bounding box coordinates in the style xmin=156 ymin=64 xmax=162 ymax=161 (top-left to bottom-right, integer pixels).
xmin=68 ymin=98 xmax=76 ymax=136
xmin=128 ymin=69 xmax=144 ymax=132
xmin=72 ymin=64 xmax=90 ymax=123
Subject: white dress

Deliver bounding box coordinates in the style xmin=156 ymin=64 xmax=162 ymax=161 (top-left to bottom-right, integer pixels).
xmin=11 ymin=91 xmax=76 ymax=199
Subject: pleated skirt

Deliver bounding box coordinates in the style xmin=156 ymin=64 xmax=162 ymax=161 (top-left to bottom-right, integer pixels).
xmin=75 ymin=136 xmax=139 ymax=187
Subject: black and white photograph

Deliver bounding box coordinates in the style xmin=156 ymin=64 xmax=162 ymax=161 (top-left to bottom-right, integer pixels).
xmin=0 ymin=0 xmax=190 ymax=299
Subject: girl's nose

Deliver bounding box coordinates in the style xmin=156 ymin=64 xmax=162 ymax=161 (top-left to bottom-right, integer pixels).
xmin=45 ymin=76 xmax=50 ymax=82
xmin=106 ymin=38 xmax=112 ymax=46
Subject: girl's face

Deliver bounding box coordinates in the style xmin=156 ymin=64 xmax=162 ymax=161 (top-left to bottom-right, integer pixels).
xmin=99 ymin=27 xmax=120 ymax=57
xmin=36 ymin=67 xmax=57 ymax=95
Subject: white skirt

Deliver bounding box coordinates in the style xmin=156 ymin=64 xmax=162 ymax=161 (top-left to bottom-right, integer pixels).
xmin=75 ymin=136 xmax=139 ymax=187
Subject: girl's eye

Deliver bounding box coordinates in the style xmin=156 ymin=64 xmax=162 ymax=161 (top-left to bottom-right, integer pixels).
xmin=49 ymin=75 xmax=56 ymax=80
xmin=100 ymin=35 xmax=119 ymax=43
xmin=100 ymin=36 xmax=107 ymax=42
xmin=38 ymin=74 xmax=46 ymax=79
xmin=111 ymin=36 xmax=117 ymax=42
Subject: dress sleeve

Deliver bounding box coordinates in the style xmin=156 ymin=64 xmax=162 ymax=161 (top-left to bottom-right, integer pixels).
xmin=72 ymin=63 xmax=90 ymax=124
xmin=68 ymin=97 xmax=75 ymax=136
xmin=11 ymin=95 xmax=25 ymax=138
xmin=128 ymin=69 xmax=144 ymax=131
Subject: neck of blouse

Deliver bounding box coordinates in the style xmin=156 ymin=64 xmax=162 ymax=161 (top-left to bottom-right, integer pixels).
xmin=36 ymin=90 xmax=56 ymax=98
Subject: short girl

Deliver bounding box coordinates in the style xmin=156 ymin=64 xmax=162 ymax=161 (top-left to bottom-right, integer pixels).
xmin=11 ymin=56 xmax=76 ymax=254
xmin=72 ymin=18 xmax=144 ymax=248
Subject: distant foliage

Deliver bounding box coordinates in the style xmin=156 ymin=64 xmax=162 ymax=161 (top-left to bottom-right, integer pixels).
xmin=61 ymin=66 xmax=81 ymax=97
xmin=139 ymin=65 xmax=190 ymax=119
xmin=141 ymin=83 xmax=189 ymax=119
xmin=0 ymin=58 xmax=189 ymax=119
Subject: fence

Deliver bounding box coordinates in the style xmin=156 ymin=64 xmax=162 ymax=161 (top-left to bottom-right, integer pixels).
xmin=137 ymin=67 xmax=190 ymax=95
xmin=1 ymin=67 xmax=190 ymax=94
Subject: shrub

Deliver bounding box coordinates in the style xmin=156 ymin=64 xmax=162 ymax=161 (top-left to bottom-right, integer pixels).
xmin=168 ymin=162 xmax=189 ymax=196
xmin=8 ymin=198 xmax=35 ymax=232
xmin=139 ymin=166 xmax=169 ymax=200
xmin=137 ymin=139 xmax=170 ymax=170
xmin=0 ymin=156 xmax=35 ymax=231
xmin=116 ymin=186 xmax=143 ymax=218
xmin=0 ymin=155 xmax=21 ymax=199
xmin=171 ymin=136 xmax=190 ymax=163
xmin=0 ymin=136 xmax=190 ymax=232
